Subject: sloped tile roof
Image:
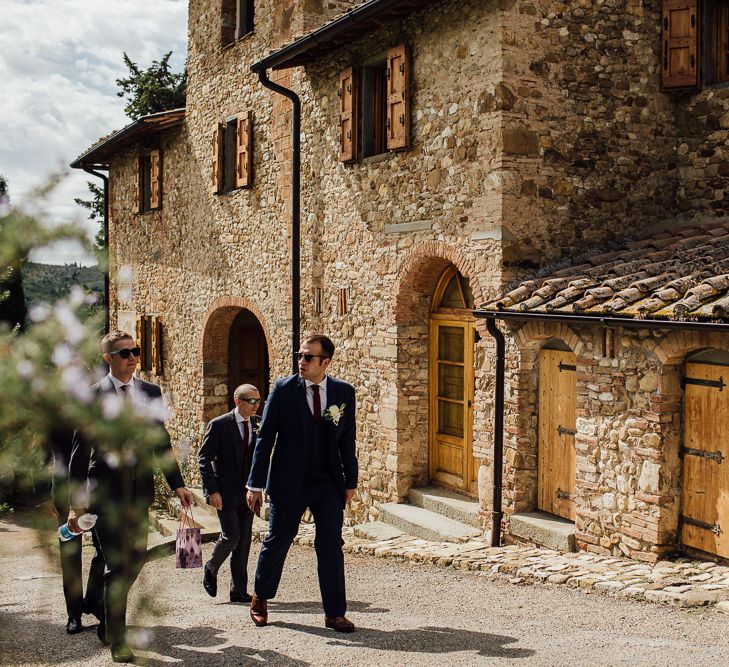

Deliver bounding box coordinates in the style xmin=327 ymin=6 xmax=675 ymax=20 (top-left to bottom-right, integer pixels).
xmin=482 ymin=220 xmax=729 ymax=323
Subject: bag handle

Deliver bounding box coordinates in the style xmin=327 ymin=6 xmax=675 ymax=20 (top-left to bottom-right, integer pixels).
xmin=178 ymin=505 xmax=196 ymax=530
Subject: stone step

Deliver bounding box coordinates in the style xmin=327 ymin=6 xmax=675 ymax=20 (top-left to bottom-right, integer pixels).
xmin=509 ymin=512 xmax=577 ymax=552
xmin=379 ymin=503 xmax=482 ymax=543
xmin=408 ymin=486 xmax=481 ymax=528
xmin=353 ymin=521 xmax=404 ymax=542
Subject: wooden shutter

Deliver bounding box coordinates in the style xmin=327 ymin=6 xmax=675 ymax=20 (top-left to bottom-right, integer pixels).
xmin=386 ymin=44 xmax=410 ymax=151
xmin=150 ymin=316 xmax=163 ymax=376
xmin=339 ymin=67 xmax=358 ymax=162
xmin=149 ymin=149 xmax=162 ymax=210
xmin=212 ymin=123 xmax=224 ymax=193
xmin=136 ymin=314 xmax=149 ymax=372
xmin=662 ymin=0 xmax=699 ymax=89
xmin=235 ymin=112 xmax=253 ymax=188
xmin=134 ymin=156 xmax=143 ymax=213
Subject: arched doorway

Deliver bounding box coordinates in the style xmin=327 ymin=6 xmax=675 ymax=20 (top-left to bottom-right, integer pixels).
xmin=537 ymin=339 xmax=576 ymax=520
xmin=227 ymin=309 xmax=269 ymax=411
xmin=429 ymin=265 xmax=477 ymax=496
xmin=681 ymin=347 xmax=729 ymax=559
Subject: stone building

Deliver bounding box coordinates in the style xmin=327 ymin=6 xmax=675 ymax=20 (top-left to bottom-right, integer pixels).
xmin=72 ymin=0 xmax=729 ymax=564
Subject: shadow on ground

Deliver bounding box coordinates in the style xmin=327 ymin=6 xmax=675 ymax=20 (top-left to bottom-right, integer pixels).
xmin=268 ymin=599 xmax=389 ymax=615
xmin=274 ymin=621 xmax=535 ymax=659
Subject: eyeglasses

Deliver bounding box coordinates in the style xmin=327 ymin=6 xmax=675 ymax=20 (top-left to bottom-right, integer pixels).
xmin=296 ymin=352 xmax=329 ymax=362
xmin=239 ymin=397 xmax=261 ymax=405
xmin=109 ymin=347 xmax=141 ymax=359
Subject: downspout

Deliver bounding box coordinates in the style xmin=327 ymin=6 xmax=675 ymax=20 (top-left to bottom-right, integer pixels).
xmin=485 ymin=318 xmax=505 ymax=547
xmin=83 ymin=168 xmax=110 ymax=334
xmin=253 ymin=66 xmax=301 ymax=375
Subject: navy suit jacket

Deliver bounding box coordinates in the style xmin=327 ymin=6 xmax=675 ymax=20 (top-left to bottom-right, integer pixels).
xmin=70 ymin=375 xmax=184 ymax=511
xmin=198 ymin=409 xmax=260 ymax=507
xmin=247 ymin=374 xmax=357 ymax=504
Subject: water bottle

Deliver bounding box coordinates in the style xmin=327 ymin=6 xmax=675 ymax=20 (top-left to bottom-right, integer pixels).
xmin=58 ymin=513 xmax=97 ymax=541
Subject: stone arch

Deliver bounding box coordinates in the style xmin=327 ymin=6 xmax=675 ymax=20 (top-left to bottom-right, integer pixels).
xmin=502 ymin=320 xmax=583 ymax=516
xmin=199 ymin=296 xmax=272 ymax=422
xmin=387 ymin=242 xmax=486 ymax=501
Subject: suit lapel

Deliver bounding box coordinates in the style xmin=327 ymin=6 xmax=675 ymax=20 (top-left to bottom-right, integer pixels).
xmin=228 ymin=410 xmax=242 ymax=469
xmin=297 ymin=375 xmax=312 ymax=438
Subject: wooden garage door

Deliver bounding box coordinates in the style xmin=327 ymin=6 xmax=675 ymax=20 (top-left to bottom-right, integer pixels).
xmin=538 ymin=348 xmax=577 ymax=521
xmin=681 ymin=362 xmax=729 ymax=558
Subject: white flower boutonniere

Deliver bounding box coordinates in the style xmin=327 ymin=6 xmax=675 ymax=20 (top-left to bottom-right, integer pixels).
xmin=323 ymin=403 xmax=346 ymax=426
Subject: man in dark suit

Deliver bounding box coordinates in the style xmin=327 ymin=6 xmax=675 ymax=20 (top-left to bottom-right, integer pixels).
xmin=198 ymin=383 xmax=261 ymax=603
xmin=43 ymin=427 xmax=104 ymax=634
xmin=68 ymin=330 xmax=192 ymax=663
xmin=246 ymin=334 xmax=357 ymax=632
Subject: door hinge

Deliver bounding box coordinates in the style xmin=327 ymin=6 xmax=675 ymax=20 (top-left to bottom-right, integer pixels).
xmin=557 ymin=425 xmax=577 ymax=436
xmin=558 ymin=361 xmax=576 ymax=372
xmin=681 ymin=446 xmax=725 ymax=464
xmin=682 ymin=515 xmax=722 ymax=535
xmin=556 ymin=488 xmax=571 ymax=500
xmin=682 ymin=375 xmax=725 ymax=391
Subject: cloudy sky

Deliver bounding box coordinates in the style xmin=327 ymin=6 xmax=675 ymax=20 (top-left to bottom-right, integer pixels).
xmin=0 ymin=0 xmax=188 ymax=265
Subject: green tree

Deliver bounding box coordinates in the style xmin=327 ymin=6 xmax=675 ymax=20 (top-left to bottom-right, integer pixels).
xmin=0 ymin=174 xmax=7 ymax=201
xmin=0 ymin=176 xmax=27 ymax=332
xmin=116 ymin=51 xmax=186 ymax=120
xmin=73 ymin=181 xmax=105 ymax=251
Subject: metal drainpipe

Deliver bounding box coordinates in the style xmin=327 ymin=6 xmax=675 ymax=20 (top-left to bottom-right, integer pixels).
xmin=83 ymin=167 xmax=110 ymax=334
xmin=254 ymin=67 xmax=301 ymax=375
xmin=485 ymin=317 xmax=505 ymax=547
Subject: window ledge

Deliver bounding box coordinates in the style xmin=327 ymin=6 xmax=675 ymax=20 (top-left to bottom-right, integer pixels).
xmin=360 ymin=152 xmax=391 ymax=165
xmin=221 ymin=31 xmax=255 ymax=54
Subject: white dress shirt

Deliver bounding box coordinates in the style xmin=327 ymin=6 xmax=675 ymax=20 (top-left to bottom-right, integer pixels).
xmin=234 ymin=409 xmax=253 ymax=446
xmin=305 ymin=376 xmax=328 ymax=417
xmin=108 ymin=372 xmax=135 ymax=398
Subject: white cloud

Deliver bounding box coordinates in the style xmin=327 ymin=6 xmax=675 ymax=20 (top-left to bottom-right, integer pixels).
xmin=0 ymin=0 xmax=188 ymax=265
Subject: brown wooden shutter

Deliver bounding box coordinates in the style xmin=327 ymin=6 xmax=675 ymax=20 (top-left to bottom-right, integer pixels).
xmin=134 ymin=156 xmax=143 ymax=213
xmin=339 ymin=67 xmax=358 ymax=162
xmin=662 ymin=0 xmax=699 ymax=89
xmin=136 ymin=314 xmax=148 ymax=371
xmin=235 ymin=112 xmax=253 ymax=188
xmin=150 ymin=315 xmax=162 ymax=376
xmin=212 ymin=123 xmax=224 ymax=193
xmin=386 ymin=44 xmax=410 ymax=151
xmin=149 ymin=149 xmax=162 ymax=210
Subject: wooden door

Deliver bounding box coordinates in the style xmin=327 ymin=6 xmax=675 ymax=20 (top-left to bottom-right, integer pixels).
xmin=228 ymin=310 xmax=269 ymax=412
xmin=538 ymin=348 xmax=577 ymax=520
xmin=429 ymin=319 xmax=475 ymax=494
xmin=681 ymin=362 xmax=729 ymax=558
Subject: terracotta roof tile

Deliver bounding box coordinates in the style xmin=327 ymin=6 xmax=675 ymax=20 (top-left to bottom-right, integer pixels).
xmin=482 ymin=219 xmax=729 ymax=323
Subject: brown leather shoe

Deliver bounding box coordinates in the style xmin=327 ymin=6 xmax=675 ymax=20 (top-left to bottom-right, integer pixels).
xmin=325 ymin=615 xmax=355 ymax=633
xmin=250 ymin=593 xmax=268 ymax=627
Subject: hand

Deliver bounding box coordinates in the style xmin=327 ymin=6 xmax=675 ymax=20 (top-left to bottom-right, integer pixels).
xmin=247 ymin=489 xmax=263 ymax=516
xmin=175 ymin=487 xmax=193 ymax=508
xmin=345 ymin=488 xmax=356 ymax=505
xmin=208 ymin=492 xmax=223 ymax=511
xmin=66 ymin=509 xmax=82 ymax=534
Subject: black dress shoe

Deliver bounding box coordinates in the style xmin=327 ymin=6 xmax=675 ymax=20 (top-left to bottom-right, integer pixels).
xmin=203 ymin=563 xmax=217 ymax=598
xmin=66 ymin=617 xmax=83 ymax=634
xmin=230 ymin=592 xmax=252 ymax=604
xmin=97 ymin=620 xmax=109 ymax=646
xmin=111 ymin=643 xmax=135 ymax=663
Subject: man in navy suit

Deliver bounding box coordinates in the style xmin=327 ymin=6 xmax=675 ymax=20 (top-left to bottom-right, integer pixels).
xmin=246 ymin=334 xmax=357 ymax=632
xmin=198 ymin=383 xmax=261 ymax=603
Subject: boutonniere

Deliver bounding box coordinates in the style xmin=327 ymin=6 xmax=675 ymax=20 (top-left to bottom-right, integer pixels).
xmin=323 ymin=403 xmax=346 ymax=426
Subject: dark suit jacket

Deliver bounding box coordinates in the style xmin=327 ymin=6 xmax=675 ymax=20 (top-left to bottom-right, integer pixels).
xmin=47 ymin=426 xmax=82 ymax=514
xmin=247 ymin=374 xmax=357 ymax=503
xmin=70 ymin=375 xmax=184 ymax=512
xmin=198 ymin=409 xmax=260 ymax=507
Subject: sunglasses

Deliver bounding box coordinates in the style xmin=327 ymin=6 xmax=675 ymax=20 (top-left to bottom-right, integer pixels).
xmin=109 ymin=347 xmax=141 ymax=359
xmin=296 ymin=352 xmax=329 ymax=362
xmin=239 ymin=397 xmax=261 ymax=405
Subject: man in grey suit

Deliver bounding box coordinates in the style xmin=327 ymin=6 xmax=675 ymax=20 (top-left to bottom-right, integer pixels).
xmin=199 ymin=384 xmax=261 ymax=603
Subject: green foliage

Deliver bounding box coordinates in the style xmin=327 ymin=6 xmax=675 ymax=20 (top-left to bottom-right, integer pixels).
xmin=22 ymin=262 xmax=104 ymax=320
xmin=73 ymin=181 xmax=105 ymax=251
xmin=0 ymin=260 xmax=27 ymax=333
xmin=116 ymin=51 xmax=186 ymax=121
xmin=0 ymin=174 xmax=7 ymax=201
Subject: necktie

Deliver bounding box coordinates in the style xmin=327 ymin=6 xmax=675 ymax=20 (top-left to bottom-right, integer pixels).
xmin=242 ymin=420 xmax=249 ymax=447
xmin=119 ymin=384 xmax=129 ymax=397
xmin=311 ymin=384 xmax=321 ymax=420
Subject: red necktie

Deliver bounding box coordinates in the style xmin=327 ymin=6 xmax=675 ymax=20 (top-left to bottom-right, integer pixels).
xmin=311 ymin=384 xmax=321 ymax=420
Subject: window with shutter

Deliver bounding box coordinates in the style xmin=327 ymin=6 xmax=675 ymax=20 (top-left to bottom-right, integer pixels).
xmin=136 ymin=314 xmax=150 ymax=372
xmin=212 ymin=123 xmax=224 ymax=194
xmin=151 ymin=315 xmax=163 ymax=376
xmin=222 ymin=0 xmax=254 ymax=47
xmin=149 ymin=149 xmax=162 ymax=210
xmin=339 ymin=67 xmax=358 ymax=162
xmin=662 ymin=0 xmax=699 ymax=89
xmin=235 ymin=111 xmax=253 ymax=188
xmin=386 ymin=44 xmax=410 ymax=151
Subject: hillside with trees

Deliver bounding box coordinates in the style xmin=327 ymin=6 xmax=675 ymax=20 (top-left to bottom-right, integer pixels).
xmin=22 ymin=262 xmax=103 ymax=313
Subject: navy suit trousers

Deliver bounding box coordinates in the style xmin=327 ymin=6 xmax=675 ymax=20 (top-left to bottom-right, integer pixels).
xmin=254 ymin=481 xmax=346 ymax=617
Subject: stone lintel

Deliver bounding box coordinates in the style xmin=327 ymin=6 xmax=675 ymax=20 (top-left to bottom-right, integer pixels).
xmin=384 ymin=220 xmax=433 ymax=235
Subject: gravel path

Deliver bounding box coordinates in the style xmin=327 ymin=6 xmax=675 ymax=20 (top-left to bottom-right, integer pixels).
xmin=1 ymin=513 xmax=727 ymax=666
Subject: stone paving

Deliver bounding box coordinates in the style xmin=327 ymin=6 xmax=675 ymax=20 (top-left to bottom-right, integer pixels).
xmin=269 ymin=522 xmax=729 ymax=612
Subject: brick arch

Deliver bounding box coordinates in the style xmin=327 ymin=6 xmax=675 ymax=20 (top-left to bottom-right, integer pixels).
xmin=653 ymin=330 xmax=729 ymax=365
xmin=198 ymin=296 xmax=272 ymax=422
xmin=512 ymin=321 xmax=585 ymax=357
xmin=393 ymin=241 xmax=485 ymax=326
